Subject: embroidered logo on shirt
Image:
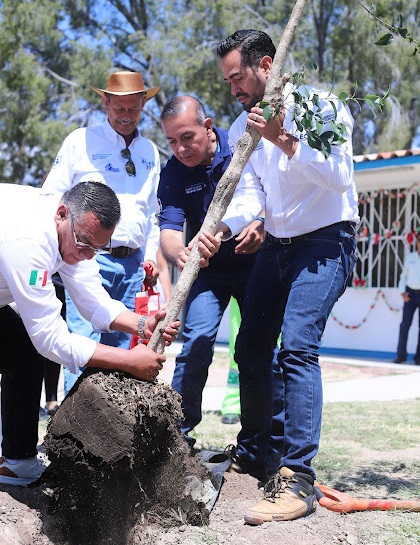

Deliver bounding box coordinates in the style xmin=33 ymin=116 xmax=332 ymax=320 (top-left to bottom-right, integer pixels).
xmin=185 ymin=183 xmax=205 ymax=195
xmin=92 ymin=153 xmax=112 ymax=160
xmin=52 ymin=156 xmax=62 ymax=168
xmin=140 ymin=158 xmax=155 ymax=170
xmin=29 ymin=270 xmax=48 ymax=287
xmin=105 ymin=163 xmax=120 ymax=173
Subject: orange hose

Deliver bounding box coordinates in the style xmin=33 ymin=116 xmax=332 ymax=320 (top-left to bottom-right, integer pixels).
xmin=315 ymin=483 xmax=420 ymax=514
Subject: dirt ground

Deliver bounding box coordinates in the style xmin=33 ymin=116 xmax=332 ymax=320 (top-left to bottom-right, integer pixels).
xmin=1 ymin=449 xmax=419 ymax=545
xmin=0 ymin=361 xmax=419 ymax=545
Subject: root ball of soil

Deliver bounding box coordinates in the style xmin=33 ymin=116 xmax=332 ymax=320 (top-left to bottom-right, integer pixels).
xmin=42 ymin=369 xmax=210 ymax=545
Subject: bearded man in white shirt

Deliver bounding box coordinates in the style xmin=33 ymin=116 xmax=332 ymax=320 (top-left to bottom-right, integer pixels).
xmin=216 ymin=30 xmax=359 ymax=524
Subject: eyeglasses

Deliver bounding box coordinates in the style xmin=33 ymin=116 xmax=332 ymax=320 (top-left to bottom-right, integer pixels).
xmin=69 ymin=213 xmax=111 ymax=254
xmin=121 ymin=148 xmax=136 ymax=176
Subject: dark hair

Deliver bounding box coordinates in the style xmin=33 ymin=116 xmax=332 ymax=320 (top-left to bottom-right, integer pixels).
xmin=216 ymin=29 xmax=276 ymax=68
xmin=160 ymin=95 xmax=207 ymax=125
xmin=63 ymin=181 xmax=121 ymax=230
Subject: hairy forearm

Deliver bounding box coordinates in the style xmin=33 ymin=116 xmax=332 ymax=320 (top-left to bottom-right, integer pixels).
xmin=160 ymin=230 xmax=185 ymax=268
xmin=86 ymin=342 xmax=140 ymax=373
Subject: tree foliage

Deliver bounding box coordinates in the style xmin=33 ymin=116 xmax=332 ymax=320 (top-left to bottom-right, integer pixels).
xmin=0 ymin=0 xmax=418 ymax=184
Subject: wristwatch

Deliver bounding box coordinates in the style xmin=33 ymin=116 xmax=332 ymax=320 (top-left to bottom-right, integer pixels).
xmin=137 ymin=315 xmax=148 ymax=340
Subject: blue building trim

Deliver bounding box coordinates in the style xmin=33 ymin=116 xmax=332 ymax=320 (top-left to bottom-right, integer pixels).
xmin=319 ymin=346 xmax=416 ymax=361
xmin=354 ymin=155 xmax=420 ymax=172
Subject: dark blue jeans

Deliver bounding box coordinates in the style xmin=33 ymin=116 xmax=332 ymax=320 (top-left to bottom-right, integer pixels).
xmin=234 ymin=221 xmax=357 ymax=480
xmin=396 ymin=287 xmax=420 ymax=362
xmin=171 ymin=268 xmax=251 ymax=437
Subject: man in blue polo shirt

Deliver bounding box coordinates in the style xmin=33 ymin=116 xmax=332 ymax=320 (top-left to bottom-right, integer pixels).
xmin=158 ymin=95 xmax=265 ymax=446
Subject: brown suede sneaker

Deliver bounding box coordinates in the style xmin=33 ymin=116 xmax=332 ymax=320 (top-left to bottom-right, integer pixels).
xmin=244 ymin=466 xmax=317 ymax=524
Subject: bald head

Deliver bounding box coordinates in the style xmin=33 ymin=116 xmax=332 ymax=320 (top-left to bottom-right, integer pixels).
xmin=161 ymin=95 xmax=207 ymax=125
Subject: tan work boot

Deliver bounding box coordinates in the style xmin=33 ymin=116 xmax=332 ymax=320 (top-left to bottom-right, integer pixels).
xmin=244 ymin=466 xmax=316 ymax=524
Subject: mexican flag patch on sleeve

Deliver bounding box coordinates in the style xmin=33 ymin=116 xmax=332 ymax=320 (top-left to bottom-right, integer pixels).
xmin=29 ymin=269 xmax=48 ymax=287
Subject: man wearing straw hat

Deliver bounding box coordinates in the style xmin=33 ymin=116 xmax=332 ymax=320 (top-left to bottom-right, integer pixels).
xmin=42 ymin=71 xmax=162 ymax=394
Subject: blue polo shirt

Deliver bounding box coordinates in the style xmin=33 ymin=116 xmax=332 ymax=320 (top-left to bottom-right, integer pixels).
xmin=158 ymin=127 xmax=255 ymax=272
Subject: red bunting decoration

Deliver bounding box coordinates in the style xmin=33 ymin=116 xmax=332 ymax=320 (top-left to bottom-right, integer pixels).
xmin=331 ymin=289 xmax=402 ymax=330
xmin=358 ymin=182 xmax=419 ymax=205
xmin=407 ymin=232 xmax=414 ymax=244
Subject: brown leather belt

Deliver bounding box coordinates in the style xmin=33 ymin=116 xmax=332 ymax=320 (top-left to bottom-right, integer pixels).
xmin=109 ymin=246 xmax=139 ymax=258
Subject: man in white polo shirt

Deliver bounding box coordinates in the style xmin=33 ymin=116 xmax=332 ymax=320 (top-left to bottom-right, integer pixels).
xmin=42 ymin=71 xmax=162 ymax=394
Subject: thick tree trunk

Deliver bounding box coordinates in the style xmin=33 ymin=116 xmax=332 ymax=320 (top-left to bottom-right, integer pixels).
xmin=149 ymin=0 xmax=308 ymax=353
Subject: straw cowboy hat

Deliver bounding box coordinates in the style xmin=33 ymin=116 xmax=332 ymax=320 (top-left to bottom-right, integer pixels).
xmin=91 ymin=71 xmax=160 ymax=102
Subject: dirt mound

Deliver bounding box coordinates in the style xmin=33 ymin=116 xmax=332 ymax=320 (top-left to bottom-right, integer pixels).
xmin=40 ymin=369 xmax=211 ymax=545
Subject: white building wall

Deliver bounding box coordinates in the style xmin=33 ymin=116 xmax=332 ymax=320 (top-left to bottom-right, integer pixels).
xmin=217 ymin=288 xmax=418 ymax=357
xmin=321 ymin=288 xmax=418 ymax=356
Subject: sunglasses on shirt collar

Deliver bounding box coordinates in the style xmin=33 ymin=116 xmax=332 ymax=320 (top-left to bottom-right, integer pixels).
xmin=121 ymin=148 xmax=136 ymax=177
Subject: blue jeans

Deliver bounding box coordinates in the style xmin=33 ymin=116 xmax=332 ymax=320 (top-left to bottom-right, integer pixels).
xmin=63 ymin=250 xmax=144 ymax=394
xmin=235 ymin=221 xmax=357 ymax=481
xmin=171 ymin=269 xmax=251 ymax=439
xmin=396 ymin=287 xmax=420 ymax=361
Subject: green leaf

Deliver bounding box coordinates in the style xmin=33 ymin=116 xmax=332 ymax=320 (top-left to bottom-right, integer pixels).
xmin=328 ymin=100 xmax=338 ymax=120
xmin=398 ymin=27 xmax=408 ymax=39
xmin=364 ymin=98 xmax=378 ymax=116
xmin=364 ymin=93 xmax=382 ymax=104
xmin=320 ymin=139 xmax=332 ymax=158
xmin=296 ymin=120 xmax=304 ymax=132
xmin=307 ymin=130 xmax=320 ymax=149
xmin=338 ymin=91 xmax=350 ymax=103
xmin=374 ymin=33 xmax=394 ymax=46
xmin=262 ymin=104 xmax=273 ymax=123
xmin=259 ymin=101 xmax=269 ymax=109
xmin=292 ymin=92 xmax=303 ymax=105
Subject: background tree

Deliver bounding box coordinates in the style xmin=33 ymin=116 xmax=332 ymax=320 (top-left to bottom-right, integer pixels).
xmin=0 ymin=0 xmax=418 ymax=185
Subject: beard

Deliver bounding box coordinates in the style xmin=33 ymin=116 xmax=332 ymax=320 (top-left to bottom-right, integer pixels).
xmin=239 ymin=82 xmax=266 ymax=112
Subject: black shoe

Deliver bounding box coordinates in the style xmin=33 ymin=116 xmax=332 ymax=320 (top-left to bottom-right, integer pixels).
xmin=221 ymin=414 xmax=240 ymax=425
xmin=393 ymin=357 xmax=406 ymax=364
xmin=414 ymin=359 xmax=420 ymax=366
xmin=224 ymin=445 xmax=269 ymax=484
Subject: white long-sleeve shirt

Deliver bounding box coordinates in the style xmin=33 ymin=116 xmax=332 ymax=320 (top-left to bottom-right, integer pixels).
xmin=0 ymin=184 xmax=127 ymax=373
xmin=42 ymin=120 xmax=160 ymax=261
xmin=398 ymin=250 xmax=420 ymax=293
xmin=222 ymin=83 xmax=360 ymax=238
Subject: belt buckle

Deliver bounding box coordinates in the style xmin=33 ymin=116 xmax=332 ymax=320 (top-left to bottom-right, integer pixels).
xmin=280 ymin=237 xmax=292 ymax=244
